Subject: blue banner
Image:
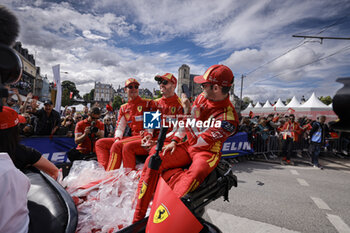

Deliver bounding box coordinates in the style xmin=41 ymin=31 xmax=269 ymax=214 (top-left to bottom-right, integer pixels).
xmin=21 ymin=137 xmax=76 ymax=164
xmin=221 ymin=132 xmax=253 ymax=158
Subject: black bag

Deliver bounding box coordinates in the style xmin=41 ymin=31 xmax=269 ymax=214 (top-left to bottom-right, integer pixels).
xmin=66 ymin=148 xmax=96 ymax=162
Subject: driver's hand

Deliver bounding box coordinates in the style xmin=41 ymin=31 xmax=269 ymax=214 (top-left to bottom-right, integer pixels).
xmin=163 ymin=141 xmax=177 ymax=155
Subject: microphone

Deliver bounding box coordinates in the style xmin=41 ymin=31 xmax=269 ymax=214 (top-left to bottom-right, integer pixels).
xmin=0 ymin=5 xmax=22 ymax=101
xmin=0 ymin=5 xmax=20 ymax=46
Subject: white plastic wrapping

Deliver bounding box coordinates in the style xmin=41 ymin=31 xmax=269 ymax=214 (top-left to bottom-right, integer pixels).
xmin=59 ymin=160 xmax=146 ymax=232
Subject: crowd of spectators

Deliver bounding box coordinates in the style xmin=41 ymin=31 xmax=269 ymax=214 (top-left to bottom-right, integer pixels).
xmin=238 ymin=113 xmax=349 ymax=163
xmin=4 ymin=86 xmax=349 ymax=160
xmin=4 ymin=87 xmax=117 ymax=138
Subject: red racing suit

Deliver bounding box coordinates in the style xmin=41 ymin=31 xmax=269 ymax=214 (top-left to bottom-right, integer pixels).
xmin=133 ymin=93 xmax=239 ymax=222
xmin=121 ymin=94 xmax=184 ymax=170
xmin=95 ymin=96 xmax=155 ymax=170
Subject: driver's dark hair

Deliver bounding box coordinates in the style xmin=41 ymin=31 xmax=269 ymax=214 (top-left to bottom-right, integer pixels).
xmin=89 ymin=106 xmax=100 ymax=115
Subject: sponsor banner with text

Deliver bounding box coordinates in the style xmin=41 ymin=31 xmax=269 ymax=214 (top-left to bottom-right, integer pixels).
xmin=20 ymin=136 xmax=76 ymax=164
xmin=221 ymin=132 xmax=253 ymax=158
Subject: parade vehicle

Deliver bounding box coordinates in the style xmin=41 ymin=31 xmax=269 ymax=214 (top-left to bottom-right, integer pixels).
xmin=1 ymin=37 xmax=237 ymax=232
xmin=25 ymin=127 xmax=237 ymax=233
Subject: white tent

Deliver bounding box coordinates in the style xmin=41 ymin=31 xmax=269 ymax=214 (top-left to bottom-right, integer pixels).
xmin=286 ymin=96 xmax=301 ymax=107
xmin=246 ymin=103 xmax=254 ymax=109
xmin=274 ymin=98 xmax=285 ymax=108
xmin=254 ymin=102 xmax=262 ymax=108
xmin=70 ymin=104 xmax=85 ymax=112
xmin=301 ymin=92 xmax=330 ymax=108
xmin=262 ymin=100 xmax=272 ymax=108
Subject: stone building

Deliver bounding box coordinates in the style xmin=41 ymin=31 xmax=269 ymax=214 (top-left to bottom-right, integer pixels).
xmin=177 ymin=64 xmax=202 ymax=100
xmin=12 ymin=42 xmax=37 ymax=96
xmin=12 ymin=42 xmax=49 ymax=101
xmin=177 ymin=64 xmax=236 ymax=102
xmin=94 ymin=82 xmax=116 ymax=102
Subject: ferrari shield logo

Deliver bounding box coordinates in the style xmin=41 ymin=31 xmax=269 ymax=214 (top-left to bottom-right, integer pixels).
xmin=137 ymin=106 xmax=142 ymax=112
xmin=153 ymin=203 xmax=170 ymax=224
xmin=195 ymin=109 xmax=200 ymax=118
xmin=125 ymin=113 xmax=130 ymax=120
xmin=138 ymin=182 xmax=147 ymax=199
xmin=171 ymin=106 xmax=176 ymax=114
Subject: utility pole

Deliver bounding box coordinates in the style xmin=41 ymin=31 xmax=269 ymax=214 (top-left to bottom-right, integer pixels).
xmin=239 ymin=74 xmax=245 ymax=113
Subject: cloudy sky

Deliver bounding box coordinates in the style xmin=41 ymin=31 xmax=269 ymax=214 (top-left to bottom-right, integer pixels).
xmin=4 ymin=0 xmax=350 ymax=103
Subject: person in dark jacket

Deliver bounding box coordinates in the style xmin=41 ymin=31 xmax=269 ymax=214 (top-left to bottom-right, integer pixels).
xmin=32 ymin=100 xmax=61 ymax=135
xmin=309 ymin=115 xmax=329 ymax=169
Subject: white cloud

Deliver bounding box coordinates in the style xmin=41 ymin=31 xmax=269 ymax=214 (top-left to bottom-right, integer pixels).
xmin=221 ymin=48 xmax=268 ymax=74
xmin=3 ymin=0 xmax=349 ymax=101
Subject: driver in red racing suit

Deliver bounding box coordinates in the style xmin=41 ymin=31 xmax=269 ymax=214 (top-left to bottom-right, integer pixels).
xmin=133 ymin=64 xmax=239 ymax=223
xmin=121 ymin=73 xmax=184 ymax=170
xmin=95 ymin=78 xmax=155 ymax=170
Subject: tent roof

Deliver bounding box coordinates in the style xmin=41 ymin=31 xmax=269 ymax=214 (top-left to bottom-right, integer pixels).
xmin=254 ymin=102 xmax=262 ymax=108
xmin=274 ymin=98 xmax=285 ymax=107
xmin=262 ymin=100 xmax=272 ymax=108
xmin=301 ymin=92 xmax=329 ymax=108
xmin=286 ymin=96 xmax=301 ymax=107
xmin=246 ymin=103 xmax=253 ymax=108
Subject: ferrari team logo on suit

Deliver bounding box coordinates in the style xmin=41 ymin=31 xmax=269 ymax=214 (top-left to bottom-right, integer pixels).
xmin=153 ymin=203 xmax=170 ymax=224
xmin=195 ymin=109 xmax=200 ymax=118
xmin=138 ymin=181 xmax=147 ymax=199
xmin=125 ymin=113 xmax=130 ymax=120
xmin=137 ymin=106 xmax=143 ymax=112
xmin=171 ymin=106 xmax=176 ymax=114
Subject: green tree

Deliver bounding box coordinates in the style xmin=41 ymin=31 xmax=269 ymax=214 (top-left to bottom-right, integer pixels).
xmin=112 ymin=95 xmax=123 ymax=110
xmin=285 ymin=98 xmax=292 ymax=105
xmin=319 ymin=96 xmax=332 ymax=105
xmin=61 ymin=80 xmax=81 ymax=106
xmin=241 ymin=96 xmax=251 ymax=110
xmin=83 ymin=89 xmax=95 ymax=102
xmin=83 ymin=93 xmax=90 ymax=102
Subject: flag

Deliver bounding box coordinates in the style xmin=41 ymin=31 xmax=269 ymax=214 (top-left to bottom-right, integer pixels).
xmin=106 ymin=104 xmax=113 ymax=112
xmin=70 ymin=91 xmax=73 ymax=99
xmin=146 ymin=177 xmax=203 ymax=233
xmin=249 ymin=111 xmax=254 ymax=118
xmin=273 ymin=106 xmax=276 ymax=111
xmin=52 ymin=64 xmax=61 ymax=112
xmin=288 ymin=108 xmax=295 ymax=114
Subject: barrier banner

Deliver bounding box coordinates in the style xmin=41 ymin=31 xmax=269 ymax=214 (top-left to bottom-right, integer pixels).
xmin=20 ymin=137 xmax=76 ymax=164
xmin=221 ymin=132 xmax=253 ymax=158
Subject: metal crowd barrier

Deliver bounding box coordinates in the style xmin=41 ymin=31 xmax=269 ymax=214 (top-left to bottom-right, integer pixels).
xmin=250 ymin=132 xmax=349 ymax=161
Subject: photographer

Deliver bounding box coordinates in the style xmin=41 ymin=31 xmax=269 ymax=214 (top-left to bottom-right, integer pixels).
xmin=74 ymin=106 xmax=104 ymax=155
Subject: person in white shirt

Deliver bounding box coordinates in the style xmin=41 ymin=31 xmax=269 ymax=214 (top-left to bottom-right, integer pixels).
xmin=0 ymin=152 xmax=30 ymax=233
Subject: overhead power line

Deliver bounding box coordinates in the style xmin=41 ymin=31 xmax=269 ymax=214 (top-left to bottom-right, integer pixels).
xmin=245 ymin=15 xmax=350 ymax=77
xmin=247 ymin=44 xmax=350 ymax=87
xmin=292 ymin=35 xmax=350 ymax=41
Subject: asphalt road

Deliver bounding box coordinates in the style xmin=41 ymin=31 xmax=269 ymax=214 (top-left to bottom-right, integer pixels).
xmin=203 ymin=160 xmax=350 ymax=233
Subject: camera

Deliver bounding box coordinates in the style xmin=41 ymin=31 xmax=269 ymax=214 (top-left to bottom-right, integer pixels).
xmin=89 ymin=121 xmax=99 ymax=134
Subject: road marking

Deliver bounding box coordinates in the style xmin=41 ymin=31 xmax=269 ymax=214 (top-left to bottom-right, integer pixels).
xmin=310 ymin=197 xmax=331 ymax=210
xmin=296 ymin=178 xmax=309 ymax=186
xmin=290 ymin=169 xmax=299 ymax=175
xmin=206 ymin=208 xmax=300 ymax=233
xmin=327 ymin=214 xmax=350 ymax=233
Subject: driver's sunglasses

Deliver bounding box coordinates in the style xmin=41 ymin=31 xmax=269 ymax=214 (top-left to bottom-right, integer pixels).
xmin=201 ymin=83 xmax=212 ymax=89
xmin=92 ymin=116 xmax=100 ymax=120
xmin=127 ymin=85 xmax=139 ymax=89
xmin=157 ymin=80 xmax=169 ymax=85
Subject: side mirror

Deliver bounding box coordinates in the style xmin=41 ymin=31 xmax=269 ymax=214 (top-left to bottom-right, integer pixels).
xmin=332 ymin=77 xmax=350 ymax=131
